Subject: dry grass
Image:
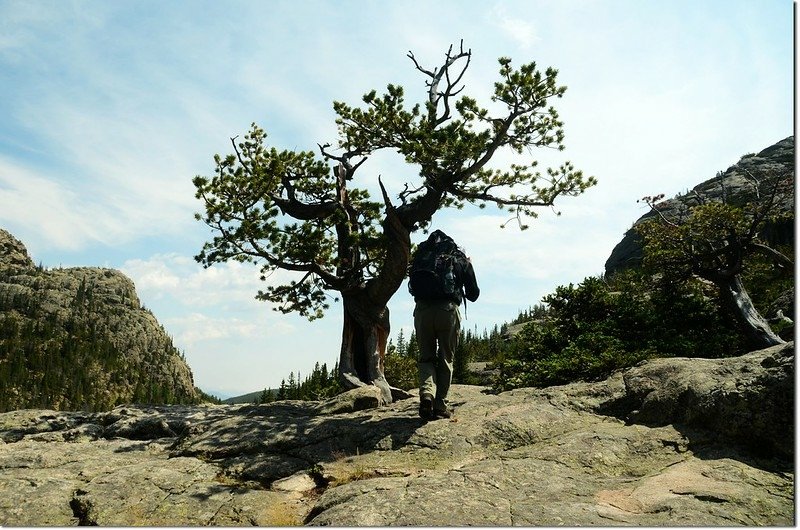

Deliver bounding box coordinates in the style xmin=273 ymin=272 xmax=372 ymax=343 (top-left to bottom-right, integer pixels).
xmin=261 ymin=500 xmax=304 ymax=526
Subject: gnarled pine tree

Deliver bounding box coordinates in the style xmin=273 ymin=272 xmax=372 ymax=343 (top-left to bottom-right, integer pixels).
xmin=637 ymin=165 xmax=793 ymax=349
xmin=193 ymin=42 xmax=596 ymax=402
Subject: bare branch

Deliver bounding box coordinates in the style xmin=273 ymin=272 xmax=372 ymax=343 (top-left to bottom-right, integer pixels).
xmin=318 ymin=143 xmax=368 ymax=179
xmin=740 ymin=168 xmax=762 ymax=200
xmin=408 ymin=40 xmax=472 ymax=125
xmin=377 ymin=175 xmax=394 ymax=211
xmin=750 ymin=241 xmax=794 ymax=268
xmin=452 ymin=186 xmax=559 ymax=208
xmin=406 ymin=50 xmax=436 ymax=78
xmin=639 ymin=195 xmax=681 ymax=228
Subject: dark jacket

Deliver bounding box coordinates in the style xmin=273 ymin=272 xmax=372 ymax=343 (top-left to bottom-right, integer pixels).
xmin=410 ymin=230 xmax=480 ymax=305
xmin=453 ymin=257 xmax=480 ymax=305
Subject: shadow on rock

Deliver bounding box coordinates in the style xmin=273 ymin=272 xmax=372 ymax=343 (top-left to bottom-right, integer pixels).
xmin=166 ymin=386 xmax=424 ymax=487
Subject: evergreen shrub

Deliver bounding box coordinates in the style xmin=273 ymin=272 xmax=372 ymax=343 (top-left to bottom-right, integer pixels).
xmin=493 ymin=271 xmax=741 ymax=391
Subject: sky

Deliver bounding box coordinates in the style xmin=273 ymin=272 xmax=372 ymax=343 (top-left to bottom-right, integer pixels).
xmin=0 ymin=0 xmax=793 ymax=399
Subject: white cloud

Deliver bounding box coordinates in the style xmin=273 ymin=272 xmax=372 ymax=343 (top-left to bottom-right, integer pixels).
xmin=120 ymin=252 xmax=307 ymax=330
xmin=167 ymin=312 xmax=294 ymax=345
xmin=121 ymin=253 xmax=305 ymax=309
xmin=0 ymin=156 xmax=130 ymax=250
xmin=120 ymin=251 xmax=318 ymax=394
xmin=489 ymin=4 xmax=539 ymax=50
xmin=120 ymin=255 xmax=183 ymax=294
xmin=437 ymin=203 xmax=617 ymax=277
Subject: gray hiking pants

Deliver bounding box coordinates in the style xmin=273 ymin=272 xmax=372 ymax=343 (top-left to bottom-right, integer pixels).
xmin=414 ymin=299 xmax=461 ymax=410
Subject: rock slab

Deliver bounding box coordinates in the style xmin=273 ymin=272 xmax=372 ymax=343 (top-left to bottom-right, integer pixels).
xmin=0 ymin=343 xmax=793 ymax=526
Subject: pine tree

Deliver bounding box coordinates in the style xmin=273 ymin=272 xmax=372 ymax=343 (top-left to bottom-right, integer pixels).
xmin=276 ymin=379 xmax=287 ymax=400
xmin=193 ymin=42 xmax=595 ymax=402
xmin=453 ymin=328 xmax=472 ymax=384
xmin=406 ymin=331 xmax=419 ymax=358
xmin=395 ymin=329 xmax=407 ymax=357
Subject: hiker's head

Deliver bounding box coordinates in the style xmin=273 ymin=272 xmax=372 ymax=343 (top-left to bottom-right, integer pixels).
xmin=428 ymin=230 xmax=448 ymax=244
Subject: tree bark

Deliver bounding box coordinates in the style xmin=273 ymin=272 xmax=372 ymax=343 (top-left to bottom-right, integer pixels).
xmin=714 ymin=274 xmax=785 ymax=349
xmin=338 ymin=294 xmax=393 ymax=403
xmin=336 ymin=186 xmax=419 ymax=403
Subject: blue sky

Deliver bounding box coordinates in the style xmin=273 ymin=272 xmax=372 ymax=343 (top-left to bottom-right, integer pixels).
xmin=0 ymin=0 xmax=793 ymax=398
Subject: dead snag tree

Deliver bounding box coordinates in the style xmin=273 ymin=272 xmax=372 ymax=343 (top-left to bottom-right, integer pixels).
xmin=193 ymin=42 xmax=596 ymax=402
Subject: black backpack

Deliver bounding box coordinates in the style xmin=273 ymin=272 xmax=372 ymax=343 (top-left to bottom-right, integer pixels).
xmin=408 ymin=230 xmax=466 ymax=300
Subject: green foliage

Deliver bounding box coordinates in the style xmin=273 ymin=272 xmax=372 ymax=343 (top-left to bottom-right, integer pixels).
xmin=510 ymin=305 xmax=548 ymax=325
xmin=636 ymin=202 xmax=750 ymax=282
xmin=452 ymin=330 xmax=472 ymax=384
xmin=195 ymin=388 xmax=222 ymax=404
xmin=384 ymin=341 xmax=418 ymax=391
xmin=740 ymin=242 xmax=793 ymax=314
xmin=454 ymin=328 xmax=491 ymax=384
xmin=256 ymin=387 xmax=273 ymax=404
xmin=333 ymin=53 xmax=596 ymax=220
xmin=0 ymin=311 xmax=198 ymax=412
xmin=193 ymin=125 xmax=385 ymax=320
xmin=637 ymin=165 xmax=792 ymax=285
xmin=194 ymin=43 xmax=595 ymax=324
xmin=276 ymin=379 xmax=287 ymax=400
xmin=383 ymin=326 xmax=503 ymax=390
xmin=493 ymin=272 xmax=741 ymax=391
xmin=635 ymin=167 xmax=793 ymax=348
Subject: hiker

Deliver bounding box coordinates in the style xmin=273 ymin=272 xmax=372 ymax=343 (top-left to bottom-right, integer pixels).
xmin=408 ymin=230 xmax=480 ymax=420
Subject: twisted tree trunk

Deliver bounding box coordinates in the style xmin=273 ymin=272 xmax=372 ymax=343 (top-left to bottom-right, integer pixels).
xmin=338 ymin=294 xmax=393 ymax=403
xmin=714 ymin=274 xmax=785 ymax=349
xmin=337 ymin=194 xmax=415 ymax=403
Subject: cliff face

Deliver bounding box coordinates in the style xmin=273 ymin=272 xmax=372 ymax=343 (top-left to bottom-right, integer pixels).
xmin=605 ymin=136 xmax=795 ymax=275
xmin=0 ymin=229 xmax=197 ymax=411
xmin=0 ymin=342 xmax=792 ymax=526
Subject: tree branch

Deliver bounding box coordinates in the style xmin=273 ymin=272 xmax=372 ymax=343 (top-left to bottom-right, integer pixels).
xmin=639 ymin=195 xmax=682 ymax=228
xmin=749 ymin=241 xmax=794 ymax=268
xmin=450 ymin=187 xmax=558 ymax=207
xmin=408 ymin=40 xmax=471 ymax=126
xmin=245 ymin=234 xmax=344 ymax=289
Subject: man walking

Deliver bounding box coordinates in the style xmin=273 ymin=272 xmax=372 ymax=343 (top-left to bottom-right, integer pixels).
xmin=408 ymin=230 xmax=479 ymax=420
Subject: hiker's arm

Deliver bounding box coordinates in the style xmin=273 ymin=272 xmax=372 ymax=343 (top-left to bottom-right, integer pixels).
xmin=462 ymin=259 xmax=480 ymax=302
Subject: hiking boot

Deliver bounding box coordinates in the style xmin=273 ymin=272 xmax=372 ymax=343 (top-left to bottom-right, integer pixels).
xmin=433 ymin=406 xmax=452 ymax=419
xmin=419 ymin=397 xmax=433 ymax=420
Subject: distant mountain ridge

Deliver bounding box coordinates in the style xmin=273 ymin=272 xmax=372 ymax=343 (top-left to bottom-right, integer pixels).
xmin=223 ymin=389 xmax=274 ymax=404
xmin=0 ymin=229 xmax=199 ymax=411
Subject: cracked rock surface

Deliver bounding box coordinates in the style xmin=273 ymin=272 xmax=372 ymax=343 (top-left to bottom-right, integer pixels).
xmin=0 ymin=344 xmax=793 ymax=526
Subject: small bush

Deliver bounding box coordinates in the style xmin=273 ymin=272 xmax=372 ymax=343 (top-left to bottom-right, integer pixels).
xmin=384 ymin=351 xmax=417 ymax=391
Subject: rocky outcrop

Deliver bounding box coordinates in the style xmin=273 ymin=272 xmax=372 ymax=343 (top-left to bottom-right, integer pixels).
xmin=605 ymin=137 xmax=794 ymax=275
xmin=0 ymin=343 xmax=792 ymax=526
xmin=0 ymin=229 xmax=33 ymax=269
xmin=0 ymin=229 xmax=198 ymax=411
